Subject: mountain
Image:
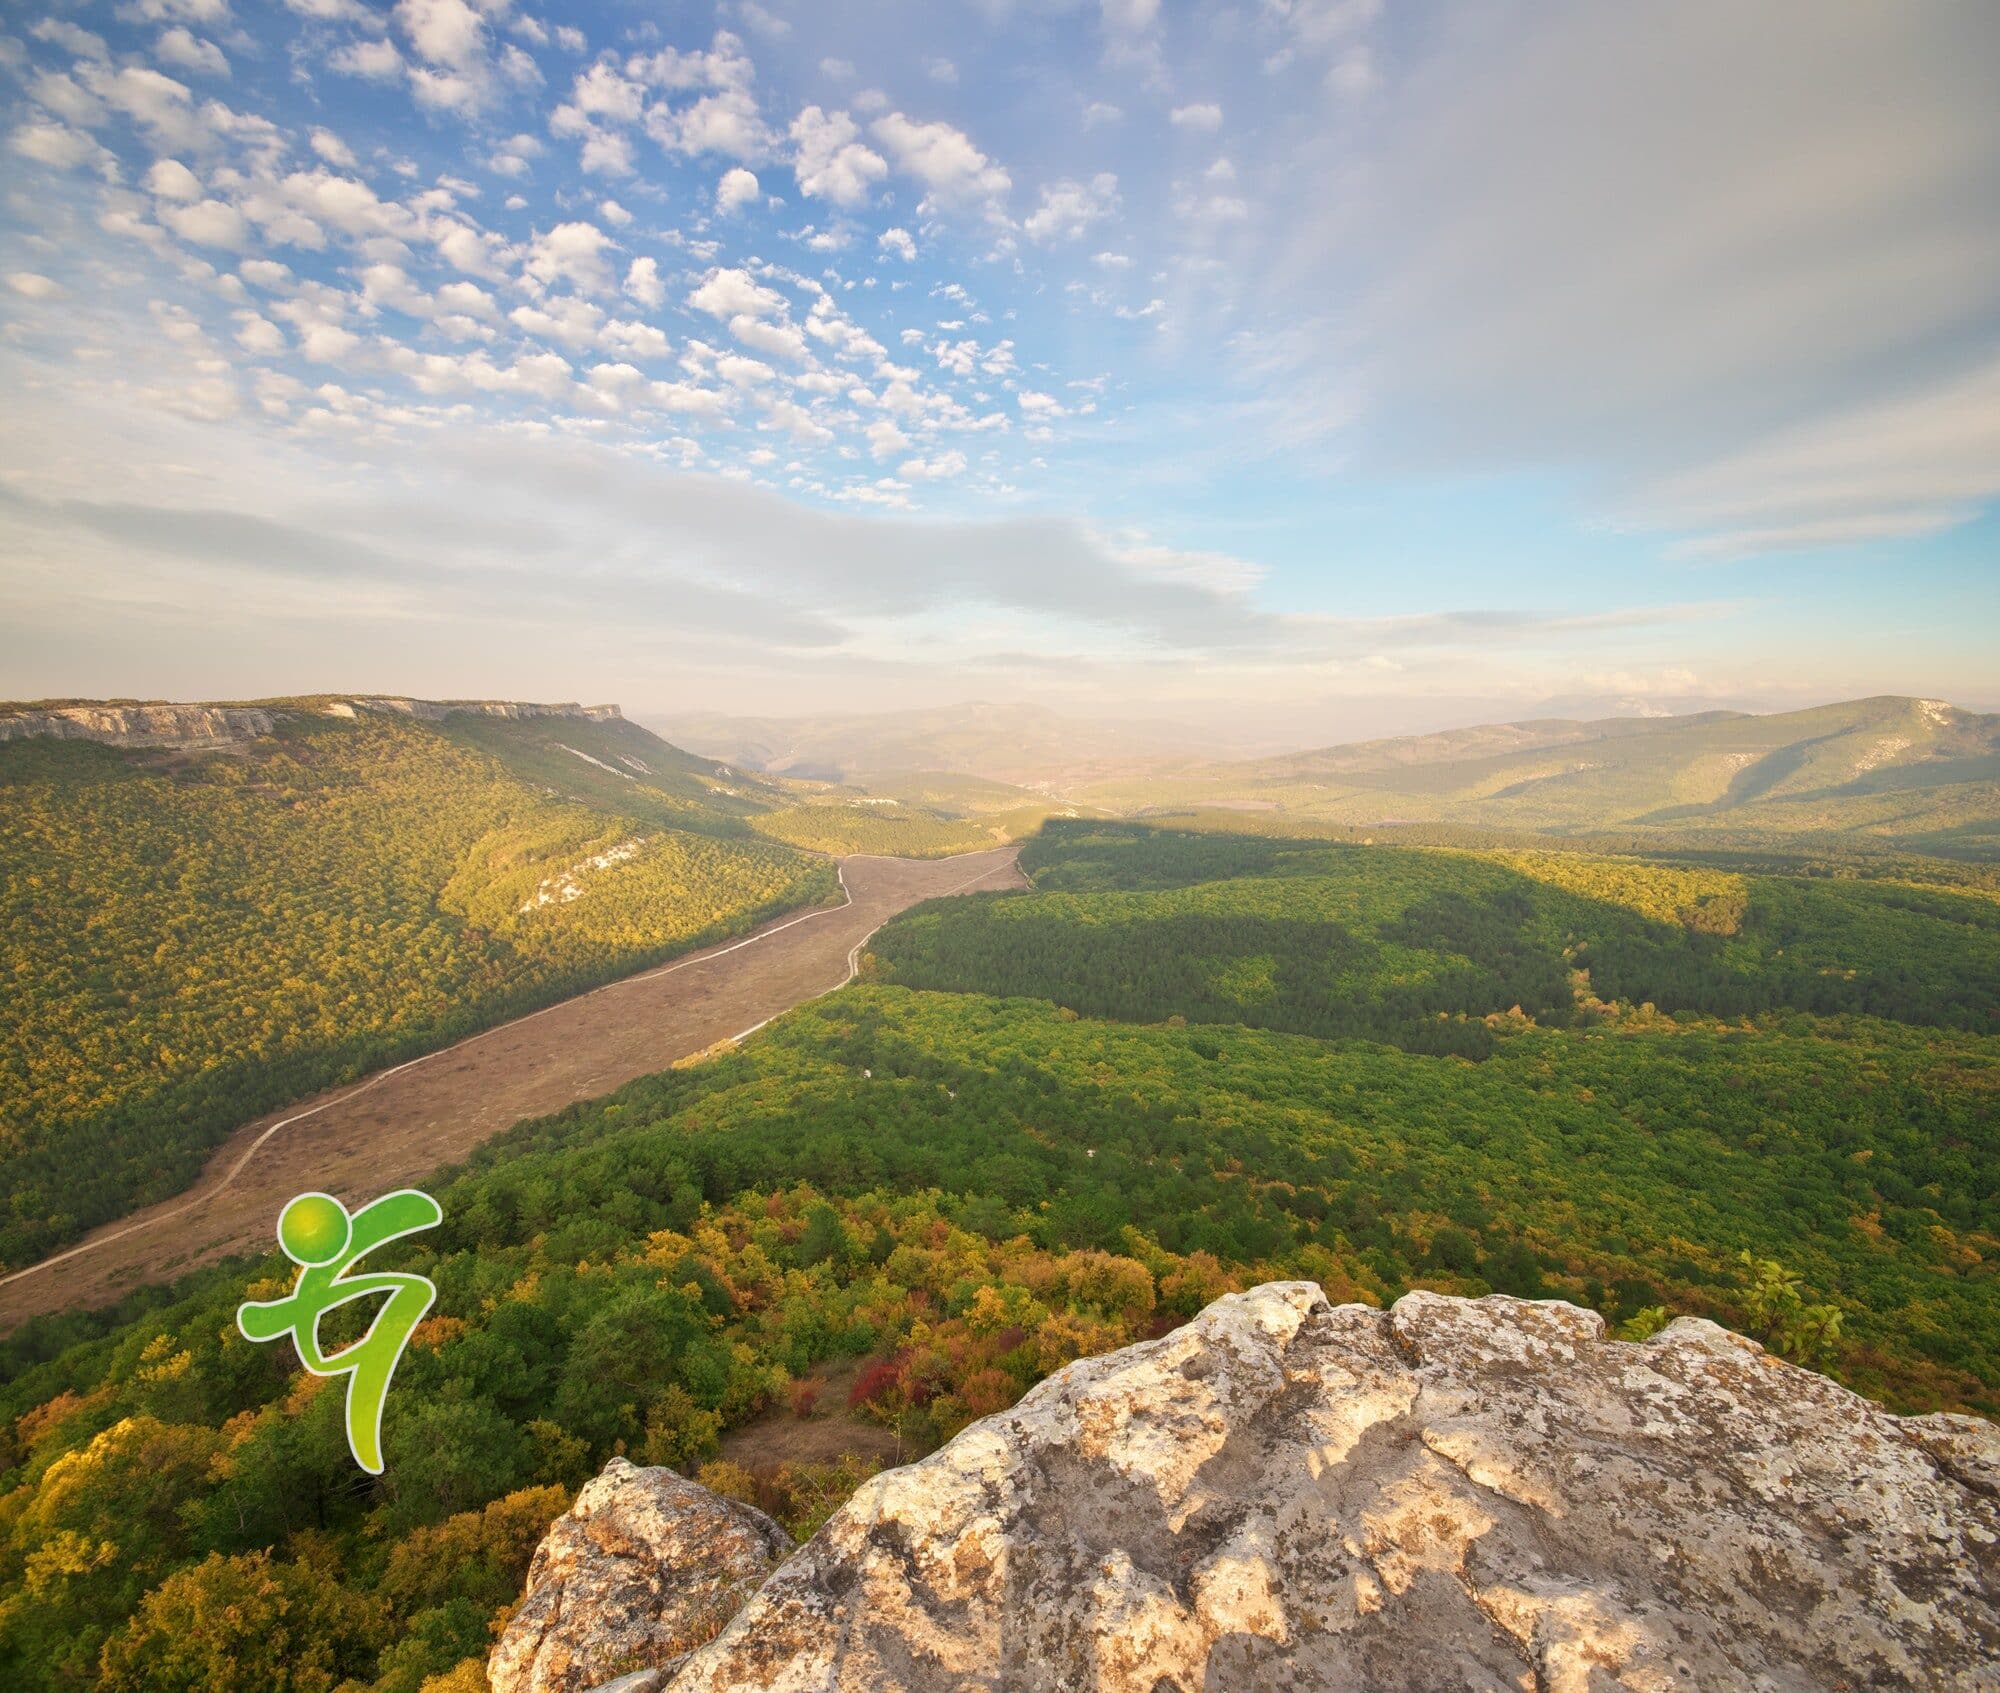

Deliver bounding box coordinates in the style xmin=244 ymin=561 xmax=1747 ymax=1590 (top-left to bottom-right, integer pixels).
xmin=0 ymin=698 xmax=830 ymax=1268
xmin=1069 ymin=695 xmax=2000 ymax=855
xmin=652 ymin=701 xmax=1254 ymax=788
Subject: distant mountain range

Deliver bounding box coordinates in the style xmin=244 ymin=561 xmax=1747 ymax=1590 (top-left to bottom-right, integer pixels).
xmin=1076 ymin=695 xmax=2000 ymax=855
xmin=658 ymin=695 xmax=1999 ymax=856
xmin=652 ymin=701 xmax=1254 ymax=788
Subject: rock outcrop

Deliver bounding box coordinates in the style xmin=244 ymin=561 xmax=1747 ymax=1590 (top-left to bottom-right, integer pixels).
xmin=348 ymin=697 xmax=622 ymax=722
xmin=489 ymin=1458 xmax=792 ymax=1693
xmin=0 ymin=697 xmax=623 ymax=748
xmin=508 ymin=1285 xmax=2000 ymax=1692
xmin=0 ymin=703 xmax=276 ymax=747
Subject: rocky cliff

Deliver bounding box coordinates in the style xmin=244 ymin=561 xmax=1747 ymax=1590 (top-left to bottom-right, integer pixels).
xmin=0 ymin=697 xmax=622 ymax=747
xmin=493 ymin=1284 xmax=1999 ymax=1693
xmin=348 ymin=697 xmax=622 ymax=723
xmin=0 ymin=703 xmax=277 ymax=747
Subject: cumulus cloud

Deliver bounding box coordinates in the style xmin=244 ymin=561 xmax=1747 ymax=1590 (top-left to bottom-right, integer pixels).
xmin=524 ymin=221 xmax=617 ymax=295
xmin=624 ymin=255 xmax=665 ymax=307
xmin=878 ymin=226 xmax=916 ymax=261
xmin=154 ymin=27 xmax=230 ymax=78
xmin=715 ymin=165 xmax=759 ymax=212
xmin=1169 ymin=102 xmax=1223 ymax=130
xmin=871 ymin=111 xmax=1010 ymax=211
xmin=789 ymin=105 xmax=885 ymax=206
xmin=145 ymin=157 xmax=203 ymax=201
xmin=161 ymin=197 xmax=252 ymax=250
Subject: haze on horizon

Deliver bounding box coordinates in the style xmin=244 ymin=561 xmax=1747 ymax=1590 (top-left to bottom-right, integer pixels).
xmin=1 ymin=0 xmax=1995 ymax=741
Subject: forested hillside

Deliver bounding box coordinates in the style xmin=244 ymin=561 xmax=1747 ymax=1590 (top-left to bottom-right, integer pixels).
xmin=0 ymin=709 xmax=833 ymax=1269
xmin=1068 ymin=696 xmax=2000 ymax=854
xmin=748 ymin=799 xmax=1054 ymax=859
xmin=874 ymin=822 xmax=2000 ymax=1051
xmin=0 ymin=966 xmax=1991 ymax=1689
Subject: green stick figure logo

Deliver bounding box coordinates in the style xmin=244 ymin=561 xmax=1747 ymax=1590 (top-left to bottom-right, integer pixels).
xmin=236 ymin=1189 xmax=442 ymax=1474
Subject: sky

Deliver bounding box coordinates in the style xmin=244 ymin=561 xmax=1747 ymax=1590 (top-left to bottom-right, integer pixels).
xmin=1 ymin=0 xmax=1995 ymax=740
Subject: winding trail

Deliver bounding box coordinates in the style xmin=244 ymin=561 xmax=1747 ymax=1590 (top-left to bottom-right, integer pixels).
xmin=0 ymin=845 xmax=1025 ymax=1331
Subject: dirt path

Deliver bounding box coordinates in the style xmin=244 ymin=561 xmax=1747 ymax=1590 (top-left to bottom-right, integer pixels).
xmin=0 ymin=846 xmax=1025 ymax=1331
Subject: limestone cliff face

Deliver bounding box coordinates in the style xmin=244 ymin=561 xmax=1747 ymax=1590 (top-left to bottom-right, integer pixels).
xmin=0 ymin=697 xmax=622 ymax=748
xmin=498 ymin=1285 xmax=2000 ymax=1693
xmin=0 ymin=704 xmax=276 ymax=747
xmin=348 ymin=698 xmax=622 ymax=723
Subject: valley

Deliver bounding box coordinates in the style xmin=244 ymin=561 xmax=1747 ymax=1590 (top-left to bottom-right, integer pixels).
xmin=0 ymin=845 xmax=1023 ymax=1330
xmin=0 ymin=695 xmax=1993 ymax=1692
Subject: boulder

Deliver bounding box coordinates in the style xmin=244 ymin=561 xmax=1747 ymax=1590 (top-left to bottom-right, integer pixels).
xmin=488 ymin=1458 xmax=790 ymax=1693
xmin=505 ymin=1286 xmax=2000 ymax=1691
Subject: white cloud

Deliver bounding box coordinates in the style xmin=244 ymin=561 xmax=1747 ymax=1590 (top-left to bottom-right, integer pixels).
xmin=161 ymin=197 xmax=252 ymax=250
xmin=525 ymin=221 xmax=617 ymax=295
xmin=1170 ymin=102 xmax=1223 ymax=131
xmin=1635 ymin=354 xmax=2000 ymax=557
xmin=729 ymin=315 xmax=810 ymax=362
xmin=29 ymin=19 xmax=110 ymax=60
xmin=1024 ymin=173 xmax=1119 ymax=243
xmin=489 ymin=132 xmax=542 ymax=175
xmin=572 ymin=61 xmax=645 ymax=122
xmin=865 ymin=418 xmax=910 ymax=459
xmin=235 ymin=312 xmax=288 ymax=353
xmin=396 ymin=0 xmax=485 ymax=69
xmin=145 ymin=157 xmax=204 ymax=201
xmin=285 ymin=0 xmax=379 ymax=21
xmin=624 ymin=255 xmax=665 ymax=307
xmin=878 ymin=226 xmax=916 ymax=261
xmin=688 ymin=266 xmax=788 ymax=321
xmin=788 ymin=105 xmax=884 ymax=207
xmin=580 ymin=130 xmax=634 ymax=175
xmin=154 ymin=27 xmax=230 ymax=78
xmin=900 ymin=448 xmax=967 ymax=480
xmin=331 ymin=38 xmax=404 ymax=81
xmin=7 ymin=272 xmax=65 ymax=301
xmin=716 ymin=165 xmax=760 ymax=213
xmin=871 ymin=112 xmax=1010 ymax=211
xmin=10 ymin=121 xmax=99 ymax=171
xmin=28 ymin=71 xmax=107 ymax=128
xmin=309 ymin=127 xmax=357 ymax=167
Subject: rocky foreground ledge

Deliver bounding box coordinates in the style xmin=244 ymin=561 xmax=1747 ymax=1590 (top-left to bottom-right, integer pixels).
xmin=491 ymin=1285 xmax=2000 ymax=1693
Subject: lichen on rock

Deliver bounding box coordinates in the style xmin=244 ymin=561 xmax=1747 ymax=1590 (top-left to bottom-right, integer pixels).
xmin=500 ymin=1286 xmax=2000 ymax=1692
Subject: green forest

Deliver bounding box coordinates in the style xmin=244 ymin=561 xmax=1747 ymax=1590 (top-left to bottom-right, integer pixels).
xmin=873 ymin=823 xmax=2000 ymax=1052
xmin=0 ymin=813 xmax=1993 ymax=1690
xmin=747 ymin=800 xmax=1049 ymax=858
xmin=0 ymin=714 xmax=832 ymax=1269
xmin=0 ymin=967 xmax=1992 ymax=1688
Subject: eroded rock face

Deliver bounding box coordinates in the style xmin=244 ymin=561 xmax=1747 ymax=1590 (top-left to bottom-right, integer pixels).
xmin=619 ymin=1285 xmax=2000 ymax=1692
xmin=0 ymin=704 xmax=276 ymax=747
xmin=347 ymin=697 xmax=621 ymax=722
xmin=488 ymin=1458 xmax=791 ymax=1693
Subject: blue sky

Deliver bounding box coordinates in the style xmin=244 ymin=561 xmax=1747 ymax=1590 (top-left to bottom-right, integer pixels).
xmin=1 ymin=0 xmax=1995 ymax=736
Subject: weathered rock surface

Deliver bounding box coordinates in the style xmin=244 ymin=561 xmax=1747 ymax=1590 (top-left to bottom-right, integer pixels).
xmin=0 ymin=703 xmax=276 ymax=746
xmin=0 ymin=697 xmax=622 ymax=747
xmin=347 ymin=697 xmax=622 ymax=722
xmin=521 ymin=1285 xmax=2000 ymax=1692
xmin=489 ymin=1458 xmax=791 ymax=1693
